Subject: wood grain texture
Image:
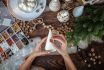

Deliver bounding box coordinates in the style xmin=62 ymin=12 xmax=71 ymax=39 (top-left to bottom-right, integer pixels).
xmin=3 ymin=0 xmax=104 ymax=70
xmin=32 ymin=41 xmax=104 ymax=70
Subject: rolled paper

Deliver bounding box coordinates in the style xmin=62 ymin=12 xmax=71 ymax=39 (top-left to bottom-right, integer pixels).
xmin=45 ymin=29 xmax=56 ymax=52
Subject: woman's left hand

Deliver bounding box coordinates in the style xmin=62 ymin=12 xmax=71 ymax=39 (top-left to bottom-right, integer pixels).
xmin=30 ymin=37 xmax=51 ymax=58
xmin=19 ymin=37 xmax=50 ymax=70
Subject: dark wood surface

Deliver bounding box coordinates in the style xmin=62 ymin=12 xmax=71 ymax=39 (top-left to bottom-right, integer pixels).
xmin=32 ymin=41 xmax=104 ymax=70
xmin=3 ymin=0 xmax=104 ymax=70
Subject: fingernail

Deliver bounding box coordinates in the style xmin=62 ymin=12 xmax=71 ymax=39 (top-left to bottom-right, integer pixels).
xmin=48 ymin=52 xmax=51 ymax=54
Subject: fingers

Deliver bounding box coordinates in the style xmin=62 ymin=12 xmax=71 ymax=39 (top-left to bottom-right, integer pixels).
xmin=50 ymin=40 xmax=61 ymax=53
xmin=30 ymin=51 xmax=51 ymax=58
xmin=38 ymin=51 xmax=51 ymax=56
xmin=50 ymin=40 xmax=67 ymax=56
xmin=52 ymin=35 xmax=64 ymax=40
xmin=53 ymin=34 xmax=66 ymax=41
xmin=51 ymin=38 xmax=66 ymax=47
xmin=39 ymin=37 xmax=47 ymax=46
xmin=52 ymin=35 xmax=67 ymax=44
xmin=60 ymin=35 xmax=67 ymax=44
xmin=36 ymin=37 xmax=47 ymax=49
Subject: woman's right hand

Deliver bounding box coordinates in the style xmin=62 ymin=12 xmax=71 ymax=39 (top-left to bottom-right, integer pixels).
xmin=51 ymin=35 xmax=77 ymax=70
xmin=50 ymin=35 xmax=69 ymax=57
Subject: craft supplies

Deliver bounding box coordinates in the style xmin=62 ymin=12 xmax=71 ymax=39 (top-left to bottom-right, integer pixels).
xmin=49 ymin=0 xmax=61 ymax=12
xmin=0 ymin=23 xmax=29 ymax=63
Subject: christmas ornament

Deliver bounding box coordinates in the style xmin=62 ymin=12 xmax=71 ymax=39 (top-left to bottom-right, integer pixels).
xmin=49 ymin=0 xmax=61 ymax=12
xmin=73 ymin=6 xmax=84 ymax=17
xmin=57 ymin=10 xmax=70 ymax=22
xmin=68 ymin=46 xmax=77 ymax=54
xmin=78 ymin=40 xmax=88 ymax=49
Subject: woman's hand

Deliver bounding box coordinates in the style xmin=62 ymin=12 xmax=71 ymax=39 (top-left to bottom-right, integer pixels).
xmin=19 ymin=37 xmax=50 ymax=70
xmin=50 ymin=35 xmax=77 ymax=70
xmin=30 ymin=37 xmax=50 ymax=58
xmin=50 ymin=35 xmax=68 ymax=57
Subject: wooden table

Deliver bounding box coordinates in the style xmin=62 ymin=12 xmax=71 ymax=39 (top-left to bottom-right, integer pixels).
xmin=3 ymin=0 xmax=104 ymax=70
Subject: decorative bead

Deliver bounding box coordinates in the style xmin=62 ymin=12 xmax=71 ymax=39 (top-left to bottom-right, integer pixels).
xmin=92 ymin=59 xmax=96 ymax=62
xmin=88 ymin=64 xmax=91 ymax=67
xmin=93 ymin=62 xmax=96 ymax=65
xmin=84 ymin=60 xmax=87 ymax=63
xmin=98 ymin=55 xmax=101 ymax=58
xmin=88 ymin=53 xmax=92 ymax=56
xmin=91 ymin=48 xmax=94 ymax=52
xmin=95 ymin=56 xmax=98 ymax=59
xmin=98 ymin=61 xmax=102 ymax=64
xmin=90 ymin=58 xmax=93 ymax=61
xmin=92 ymin=53 xmax=95 ymax=56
